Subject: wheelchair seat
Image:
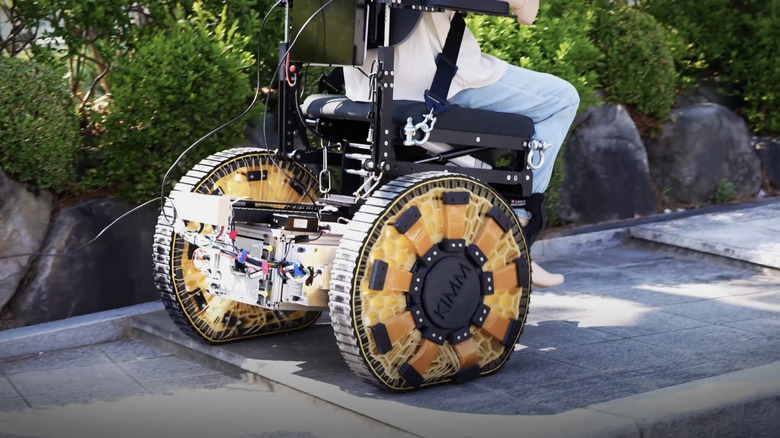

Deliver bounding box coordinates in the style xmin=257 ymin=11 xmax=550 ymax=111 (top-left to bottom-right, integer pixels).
xmin=302 ymin=94 xmax=534 ymax=138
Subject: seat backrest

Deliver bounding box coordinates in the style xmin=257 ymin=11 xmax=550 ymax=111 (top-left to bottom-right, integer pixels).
xmin=289 ymin=0 xmax=422 ymax=66
xmin=290 ymin=0 xmax=368 ymax=66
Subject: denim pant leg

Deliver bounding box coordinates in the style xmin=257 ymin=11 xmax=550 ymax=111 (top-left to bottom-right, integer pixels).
xmin=449 ymin=65 xmax=580 ymax=218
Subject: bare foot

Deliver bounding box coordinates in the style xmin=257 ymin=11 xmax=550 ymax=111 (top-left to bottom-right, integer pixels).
xmin=518 ymin=216 xmax=564 ymax=288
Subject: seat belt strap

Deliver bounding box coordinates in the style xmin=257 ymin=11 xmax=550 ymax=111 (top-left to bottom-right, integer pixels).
xmin=424 ymin=12 xmax=466 ymax=115
xmin=319 ymin=67 xmax=345 ymax=94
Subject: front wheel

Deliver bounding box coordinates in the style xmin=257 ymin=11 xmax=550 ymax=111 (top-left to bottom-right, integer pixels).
xmin=330 ymin=172 xmax=531 ymax=390
xmin=152 ymin=147 xmax=321 ymax=343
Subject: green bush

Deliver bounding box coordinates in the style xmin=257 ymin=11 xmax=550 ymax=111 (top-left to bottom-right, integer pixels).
xmin=711 ymin=178 xmax=736 ymax=205
xmin=96 ymin=8 xmax=256 ymax=202
xmin=0 ymin=57 xmax=80 ymax=191
xmin=639 ymin=0 xmax=780 ymax=133
xmin=591 ymin=6 xmax=677 ymax=120
xmin=637 ymin=0 xmax=736 ymax=76
xmin=730 ymin=3 xmax=780 ymax=133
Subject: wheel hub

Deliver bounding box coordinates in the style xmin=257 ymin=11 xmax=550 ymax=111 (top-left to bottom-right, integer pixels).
xmin=420 ymin=255 xmax=481 ymax=331
xmin=407 ymin=239 xmax=494 ymax=345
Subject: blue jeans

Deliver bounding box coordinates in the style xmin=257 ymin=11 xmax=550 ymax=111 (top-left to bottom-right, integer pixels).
xmin=449 ymin=64 xmax=580 ymax=219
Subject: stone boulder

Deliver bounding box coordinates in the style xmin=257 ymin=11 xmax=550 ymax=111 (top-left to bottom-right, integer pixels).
xmin=558 ymin=104 xmax=657 ymax=224
xmin=754 ymin=137 xmax=780 ymax=190
xmin=9 ymin=198 xmax=159 ymax=326
xmin=646 ymin=104 xmax=762 ymax=205
xmin=0 ymin=168 xmax=52 ymax=310
xmin=674 ymin=77 xmax=742 ymax=111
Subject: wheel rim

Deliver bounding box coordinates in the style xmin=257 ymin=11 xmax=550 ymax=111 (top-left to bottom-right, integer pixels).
xmin=331 ymin=172 xmax=531 ymax=390
xmin=155 ymin=148 xmax=321 ymax=343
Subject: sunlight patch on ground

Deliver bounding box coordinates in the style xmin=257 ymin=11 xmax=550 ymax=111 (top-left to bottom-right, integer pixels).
xmin=530 ymin=292 xmax=651 ymax=328
xmin=636 ymin=277 xmax=780 ymax=302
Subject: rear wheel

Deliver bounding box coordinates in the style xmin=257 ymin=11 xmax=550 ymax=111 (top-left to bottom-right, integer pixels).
xmin=330 ymin=172 xmax=531 ymax=390
xmin=153 ymin=147 xmax=321 ymax=343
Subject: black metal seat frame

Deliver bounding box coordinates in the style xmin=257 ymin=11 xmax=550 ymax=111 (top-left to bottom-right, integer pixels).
xmin=278 ymin=0 xmax=537 ymax=211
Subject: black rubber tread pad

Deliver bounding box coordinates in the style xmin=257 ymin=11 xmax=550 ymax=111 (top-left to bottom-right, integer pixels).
xmin=442 ymin=191 xmax=470 ymax=205
xmin=486 ymin=205 xmax=513 ymax=233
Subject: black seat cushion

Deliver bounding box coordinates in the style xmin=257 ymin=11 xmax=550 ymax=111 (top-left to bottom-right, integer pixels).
xmin=393 ymin=101 xmax=534 ymax=138
xmin=302 ymin=94 xmax=534 ymax=138
xmin=301 ymin=94 xmax=373 ymax=121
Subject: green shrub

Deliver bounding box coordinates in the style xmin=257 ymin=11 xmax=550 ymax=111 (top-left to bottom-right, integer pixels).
xmin=96 ymin=8 xmax=256 ymax=202
xmin=640 ymin=0 xmax=780 ymax=134
xmin=0 ymin=57 xmax=80 ymax=191
xmin=591 ymin=6 xmax=677 ymax=120
xmin=711 ymin=178 xmax=736 ymax=205
xmin=730 ymin=4 xmax=780 ymax=133
xmin=637 ymin=0 xmax=736 ymax=76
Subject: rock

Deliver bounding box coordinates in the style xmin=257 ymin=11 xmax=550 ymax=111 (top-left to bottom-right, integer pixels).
xmin=674 ymin=77 xmax=742 ymax=111
xmin=9 ymin=198 xmax=159 ymax=326
xmin=754 ymin=137 xmax=780 ymax=190
xmin=558 ymin=104 xmax=657 ymax=224
xmin=0 ymin=167 xmax=52 ymax=310
xmin=647 ymin=104 xmax=762 ymax=205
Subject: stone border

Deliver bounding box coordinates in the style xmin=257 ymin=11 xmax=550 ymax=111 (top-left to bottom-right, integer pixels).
xmin=131 ymin=312 xmax=780 ymax=438
xmin=533 ymin=196 xmax=780 ymax=259
xmin=0 ymin=301 xmax=162 ymax=359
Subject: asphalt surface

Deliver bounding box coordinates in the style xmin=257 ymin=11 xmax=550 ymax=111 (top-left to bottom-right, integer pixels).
xmin=1 ymin=198 xmax=779 ymax=438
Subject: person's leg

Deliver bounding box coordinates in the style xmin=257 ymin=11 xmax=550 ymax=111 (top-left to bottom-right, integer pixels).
xmin=450 ymin=65 xmax=579 ymax=288
xmin=450 ymin=64 xmax=579 ymax=195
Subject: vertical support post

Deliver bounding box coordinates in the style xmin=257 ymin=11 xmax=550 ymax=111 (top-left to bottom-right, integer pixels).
xmin=277 ymin=42 xmax=297 ymax=157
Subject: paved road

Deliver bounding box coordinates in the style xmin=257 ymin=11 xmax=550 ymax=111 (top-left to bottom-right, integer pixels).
xmin=1 ymin=199 xmax=779 ymax=438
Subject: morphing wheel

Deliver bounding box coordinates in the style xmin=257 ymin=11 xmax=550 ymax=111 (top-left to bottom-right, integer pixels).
xmin=153 ymin=147 xmax=321 ymax=343
xmin=329 ymin=172 xmax=531 ymax=390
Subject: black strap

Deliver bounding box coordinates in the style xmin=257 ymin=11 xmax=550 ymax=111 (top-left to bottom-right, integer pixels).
xmin=424 ymin=12 xmax=467 ymax=115
xmin=521 ymin=193 xmax=546 ymax=248
xmin=319 ymin=67 xmax=344 ymax=94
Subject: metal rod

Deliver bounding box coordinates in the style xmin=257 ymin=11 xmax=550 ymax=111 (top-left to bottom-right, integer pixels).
xmin=415 ymin=146 xmax=484 ymax=164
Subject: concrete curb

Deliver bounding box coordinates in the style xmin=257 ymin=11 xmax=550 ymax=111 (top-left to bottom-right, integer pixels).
xmin=531 ymin=227 xmax=628 ymax=259
xmin=0 ymin=300 xmax=163 ymax=359
xmin=129 ymin=314 xmax=636 ymax=438
xmin=590 ymin=361 xmax=780 ymax=438
xmin=131 ymin=312 xmax=780 ymax=438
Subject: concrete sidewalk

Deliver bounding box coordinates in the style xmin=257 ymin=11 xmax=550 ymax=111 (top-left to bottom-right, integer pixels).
xmin=1 ymin=199 xmax=779 ymax=438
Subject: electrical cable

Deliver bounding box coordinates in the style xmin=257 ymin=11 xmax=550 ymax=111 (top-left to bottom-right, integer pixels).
xmin=161 ymin=0 xmax=334 ymax=224
xmin=0 ymin=197 xmax=161 ymax=260
xmin=260 ymin=0 xmax=337 ymax=217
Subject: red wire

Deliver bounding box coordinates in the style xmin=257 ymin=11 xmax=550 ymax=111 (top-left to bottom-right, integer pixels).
xmin=285 ymin=54 xmax=295 ymax=87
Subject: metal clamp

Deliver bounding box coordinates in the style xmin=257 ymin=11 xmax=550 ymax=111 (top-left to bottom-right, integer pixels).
xmin=319 ymin=143 xmax=331 ymax=194
xmin=527 ymin=139 xmax=553 ymax=171
xmin=353 ymin=172 xmax=384 ymax=200
xmin=403 ymin=111 xmax=437 ymax=146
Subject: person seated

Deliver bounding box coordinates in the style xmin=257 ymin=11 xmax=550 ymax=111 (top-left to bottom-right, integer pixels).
xmin=344 ymin=0 xmax=577 ymax=288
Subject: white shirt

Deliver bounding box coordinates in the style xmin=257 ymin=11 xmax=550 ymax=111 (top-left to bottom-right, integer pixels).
xmin=344 ymin=11 xmax=508 ymax=103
